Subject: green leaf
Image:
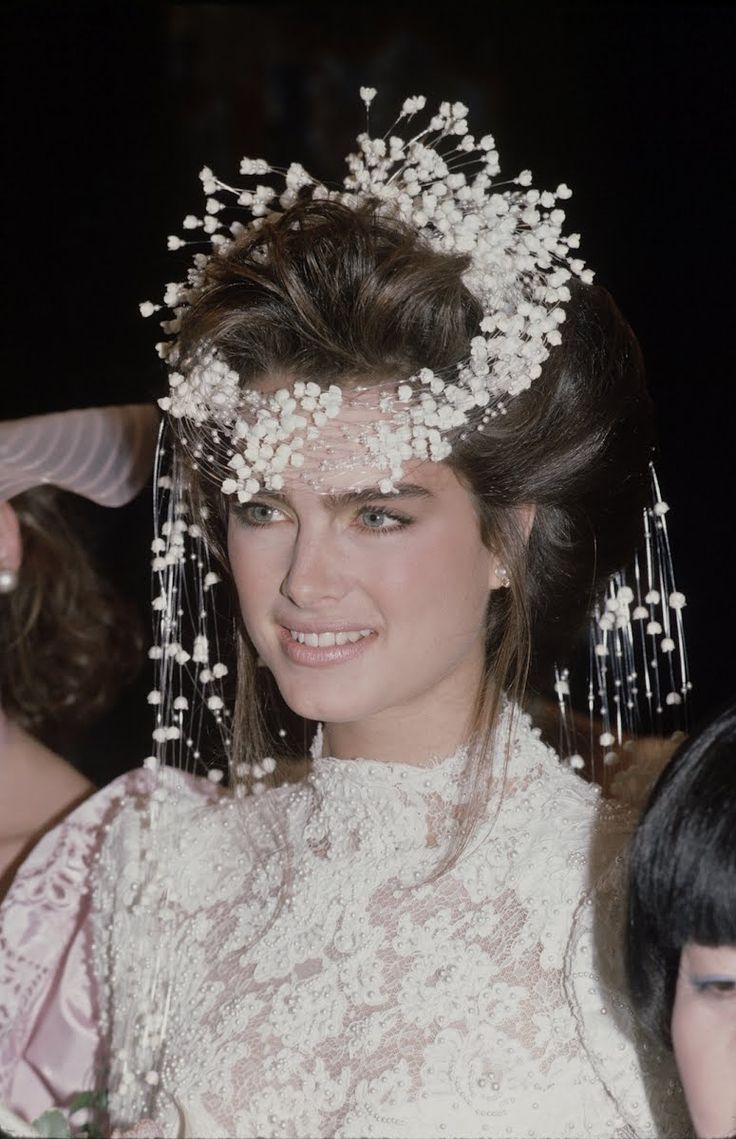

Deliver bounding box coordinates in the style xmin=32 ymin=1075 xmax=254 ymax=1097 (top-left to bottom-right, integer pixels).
xmin=67 ymin=1091 xmax=103 ymax=1115
xmin=31 ymin=1109 xmax=72 ymax=1138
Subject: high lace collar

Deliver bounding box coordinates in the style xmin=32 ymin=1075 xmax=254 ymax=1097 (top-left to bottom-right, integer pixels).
xmin=309 ymin=720 xmax=469 ymax=794
xmin=306 ymin=707 xmax=548 ymax=810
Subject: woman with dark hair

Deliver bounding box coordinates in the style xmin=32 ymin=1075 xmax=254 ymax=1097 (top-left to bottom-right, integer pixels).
xmin=0 ymin=406 xmax=157 ymax=896
xmin=627 ymin=702 xmax=736 ymax=1138
xmin=0 ymin=487 xmax=96 ymax=894
xmin=0 ymin=95 xmax=688 ymax=1137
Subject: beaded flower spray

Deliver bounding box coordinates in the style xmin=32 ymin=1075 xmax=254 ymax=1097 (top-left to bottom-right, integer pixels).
xmin=554 ymin=464 xmax=691 ymax=783
xmin=140 ymin=89 xmax=688 ymax=786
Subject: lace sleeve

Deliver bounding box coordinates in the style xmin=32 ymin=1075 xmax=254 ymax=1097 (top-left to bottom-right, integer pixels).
xmin=88 ymin=769 xmax=223 ymax=1136
xmin=564 ymin=807 xmax=691 ymax=1137
xmin=0 ymin=770 xmax=153 ymax=1124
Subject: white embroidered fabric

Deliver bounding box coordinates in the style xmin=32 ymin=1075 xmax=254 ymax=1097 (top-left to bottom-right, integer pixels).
xmin=88 ymin=713 xmax=687 ymax=1138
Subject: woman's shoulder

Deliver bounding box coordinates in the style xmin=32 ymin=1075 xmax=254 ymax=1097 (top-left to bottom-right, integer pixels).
xmin=0 ymin=768 xmax=154 ymax=1111
xmin=0 ymin=722 xmax=94 ymax=898
xmin=0 ymin=765 xmax=227 ymax=1092
xmin=90 ymin=766 xmax=306 ymax=932
xmin=486 ymin=718 xmax=640 ymax=948
xmin=3 ymin=768 xmax=150 ymax=910
xmin=1 ymin=765 xmax=221 ymax=947
xmin=507 ymin=722 xmax=689 ymax=1133
xmin=511 ymin=714 xmax=636 ymax=841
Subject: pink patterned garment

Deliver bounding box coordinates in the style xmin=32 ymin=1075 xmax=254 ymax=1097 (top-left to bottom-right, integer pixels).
xmin=0 ymin=769 xmax=211 ymax=1128
xmin=0 ymin=776 xmax=121 ymax=1120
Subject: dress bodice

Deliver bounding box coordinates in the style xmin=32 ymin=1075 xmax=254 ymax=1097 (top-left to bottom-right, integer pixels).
xmin=84 ymin=713 xmax=686 ymax=1138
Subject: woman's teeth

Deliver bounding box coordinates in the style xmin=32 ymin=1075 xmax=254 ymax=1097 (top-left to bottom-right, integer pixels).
xmin=289 ymin=629 xmax=373 ymax=647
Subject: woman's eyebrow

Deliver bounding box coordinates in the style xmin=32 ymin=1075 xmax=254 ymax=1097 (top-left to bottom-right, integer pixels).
xmin=252 ymin=484 xmax=434 ymax=509
xmin=323 ymin=484 xmax=434 ymax=510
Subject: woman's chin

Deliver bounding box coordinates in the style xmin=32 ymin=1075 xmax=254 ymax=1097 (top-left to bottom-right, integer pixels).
xmin=274 ymin=680 xmax=372 ymax=728
xmin=283 ymin=696 xmax=365 ymax=725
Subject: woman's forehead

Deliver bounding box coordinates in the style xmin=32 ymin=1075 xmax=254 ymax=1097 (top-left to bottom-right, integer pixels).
xmin=233 ymin=377 xmax=463 ymax=499
xmin=259 ymin=454 xmax=459 ymax=500
xmin=174 ymin=360 xmax=469 ymax=504
xmin=683 ymin=943 xmax=736 ymax=969
xmin=229 ymin=377 xmax=447 ymax=497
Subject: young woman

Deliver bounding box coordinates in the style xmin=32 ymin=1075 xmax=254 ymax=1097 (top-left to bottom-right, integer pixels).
xmin=627 ymin=701 xmax=736 ymax=1139
xmin=0 ymin=95 xmax=688 ymax=1138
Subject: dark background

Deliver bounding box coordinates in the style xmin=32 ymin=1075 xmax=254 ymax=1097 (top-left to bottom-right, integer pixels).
xmin=3 ymin=2 xmax=735 ymax=779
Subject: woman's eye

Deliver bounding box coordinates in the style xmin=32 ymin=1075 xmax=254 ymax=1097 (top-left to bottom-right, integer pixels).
xmin=693 ymin=978 xmax=736 ymax=996
xmin=358 ymin=507 xmax=409 ymax=532
xmin=239 ymin=503 xmax=283 ymax=526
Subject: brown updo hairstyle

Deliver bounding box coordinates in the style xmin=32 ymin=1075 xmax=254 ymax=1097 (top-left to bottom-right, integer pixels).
xmin=0 ymin=486 xmax=144 ymax=755
xmin=173 ymin=197 xmax=653 ymax=861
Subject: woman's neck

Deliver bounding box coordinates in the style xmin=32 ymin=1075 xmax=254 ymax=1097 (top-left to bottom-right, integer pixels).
xmin=0 ymin=707 xmax=94 ymax=898
xmin=323 ymin=684 xmax=480 ymax=766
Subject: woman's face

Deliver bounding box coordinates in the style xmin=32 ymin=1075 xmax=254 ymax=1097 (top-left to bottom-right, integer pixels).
xmin=227 ymin=454 xmax=502 ymax=752
xmin=671 ymin=942 xmax=736 ymax=1138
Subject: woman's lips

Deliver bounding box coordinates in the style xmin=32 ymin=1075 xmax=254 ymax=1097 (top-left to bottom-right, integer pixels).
xmin=278 ymin=625 xmax=377 ymax=667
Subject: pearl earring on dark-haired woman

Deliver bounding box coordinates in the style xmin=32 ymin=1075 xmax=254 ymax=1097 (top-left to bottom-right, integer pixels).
xmin=0 ymin=567 xmax=18 ymax=594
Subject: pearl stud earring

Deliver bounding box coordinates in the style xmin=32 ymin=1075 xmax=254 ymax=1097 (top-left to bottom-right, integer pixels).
xmin=0 ymin=568 xmax=18 ymax=594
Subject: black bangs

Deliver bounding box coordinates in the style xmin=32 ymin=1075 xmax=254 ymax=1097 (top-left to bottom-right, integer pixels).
xmin=626 ymin=701 xmax=736 ymax=1046
xmin=662 ymin=773 xmax=736 ymax=949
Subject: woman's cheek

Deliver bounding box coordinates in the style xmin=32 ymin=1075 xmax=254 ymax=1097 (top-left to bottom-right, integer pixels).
xmin=672 ymin=962 xmax=736 ymax=1138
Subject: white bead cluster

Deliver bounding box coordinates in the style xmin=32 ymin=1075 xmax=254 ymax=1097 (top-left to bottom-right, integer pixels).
xmin=552 ymin=468 xmax=690 ymax=776
xmin=595 ymin=580 xmax=686 ymax=667
xmin=142 ymin=471 xmax=249 ymax=782
xmin=146 ymin=91 xmax=594 ymax=498
xmin=581 ymin=475 xmax=691 ymax=763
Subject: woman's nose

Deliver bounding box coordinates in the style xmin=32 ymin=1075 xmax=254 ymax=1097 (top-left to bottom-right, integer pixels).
xmin=280 ymin=529 xmax=350 ymax=608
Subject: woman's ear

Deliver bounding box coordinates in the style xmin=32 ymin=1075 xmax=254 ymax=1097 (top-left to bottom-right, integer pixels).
xmin=519 ymin=502 xmax=536 ymax=540
xmin=0 ymin=500 xmax=22 ymax=573
xmin=488 ymin=503 xmax=536 ymax=591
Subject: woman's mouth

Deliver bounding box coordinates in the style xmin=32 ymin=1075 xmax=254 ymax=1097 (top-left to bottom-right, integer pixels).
xmin=288 ymin=628 xmax=373 ymax=647
xmin=279 ymin=625 xmax=377 ymax=666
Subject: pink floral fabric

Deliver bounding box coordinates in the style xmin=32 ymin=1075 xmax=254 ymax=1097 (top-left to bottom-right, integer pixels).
xmin=0 ymin=771 xmax=156 ymax=1122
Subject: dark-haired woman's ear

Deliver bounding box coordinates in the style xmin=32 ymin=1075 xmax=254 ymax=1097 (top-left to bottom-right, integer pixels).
xmin=0 ymin=500 xmax=21 ymax=593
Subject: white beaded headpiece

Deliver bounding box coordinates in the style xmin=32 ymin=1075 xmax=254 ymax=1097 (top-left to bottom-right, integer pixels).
xmin=144 ymin=90 xmax=593 ymax=500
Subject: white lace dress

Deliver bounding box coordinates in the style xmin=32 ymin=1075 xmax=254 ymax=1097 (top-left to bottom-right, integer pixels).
xmin=1 ymin=713 xmax=687 ymax=1138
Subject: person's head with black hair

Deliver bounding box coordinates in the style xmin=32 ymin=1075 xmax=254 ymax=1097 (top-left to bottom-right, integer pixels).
xmin=627 ymin=700 xmax=736 ymax=1138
